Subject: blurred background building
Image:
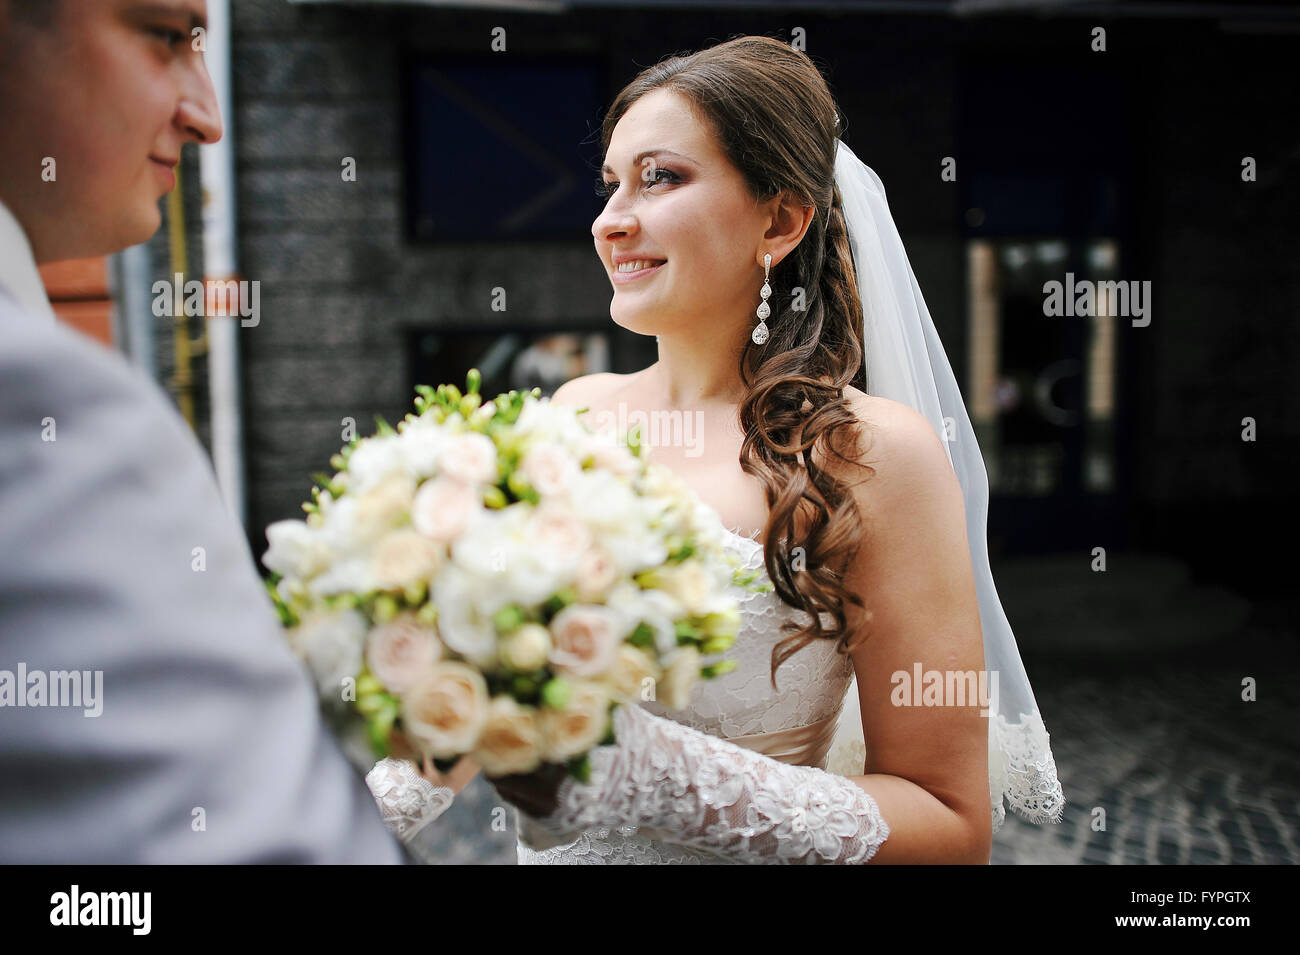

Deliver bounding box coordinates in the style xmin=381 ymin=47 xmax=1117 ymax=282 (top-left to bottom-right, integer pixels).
xmin=47 ymin=0 xmax=1300 ymax=864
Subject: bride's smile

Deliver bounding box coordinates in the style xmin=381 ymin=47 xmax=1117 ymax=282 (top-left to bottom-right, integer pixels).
xmin=592 ymin=87 xmax=812 ymax=409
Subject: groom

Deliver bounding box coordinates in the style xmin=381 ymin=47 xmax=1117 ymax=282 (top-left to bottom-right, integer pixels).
xmin=0 ymin=0 xmax=411 ymax=862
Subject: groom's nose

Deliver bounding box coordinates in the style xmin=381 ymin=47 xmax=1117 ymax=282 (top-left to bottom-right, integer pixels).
xmin=177 ymin=60 xmax=223 ymax=145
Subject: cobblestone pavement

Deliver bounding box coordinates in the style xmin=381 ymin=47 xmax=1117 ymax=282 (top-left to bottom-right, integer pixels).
xmin=990 ymin=638 xmax=1299 ymax=864
xmin=411 ymin=592 xmax=1299 ymax=866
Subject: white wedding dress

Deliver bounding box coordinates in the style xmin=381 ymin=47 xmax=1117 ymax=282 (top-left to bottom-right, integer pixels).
xmin=516 ymin=525 xmax=857 ymax=864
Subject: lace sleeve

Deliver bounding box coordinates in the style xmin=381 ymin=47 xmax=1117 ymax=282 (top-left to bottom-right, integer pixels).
xmin=364 ymin=758 xmax=454 ymax=844
xmin=530 ymin=704 xmax=890 ymax=864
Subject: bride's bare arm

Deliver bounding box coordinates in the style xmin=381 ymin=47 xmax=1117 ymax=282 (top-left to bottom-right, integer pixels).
xmin=835 ymin=396 xmax=993 ymax=864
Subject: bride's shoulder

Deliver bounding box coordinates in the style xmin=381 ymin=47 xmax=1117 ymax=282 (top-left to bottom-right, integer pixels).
xmin=826 ymin=386 xmax=952 ymax=484
xmin=547 ymin=371 xmax=630 ymax=409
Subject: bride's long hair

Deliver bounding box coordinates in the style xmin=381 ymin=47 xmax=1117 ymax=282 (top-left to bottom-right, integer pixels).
xmin=601 ymin=35 xmax=875 ymax=686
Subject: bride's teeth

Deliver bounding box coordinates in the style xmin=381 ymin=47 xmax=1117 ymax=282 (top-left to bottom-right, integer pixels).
xmin=617 ymin=260 xmax=663 ymax=273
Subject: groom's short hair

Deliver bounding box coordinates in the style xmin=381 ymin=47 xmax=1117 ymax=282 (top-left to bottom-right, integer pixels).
xmin=8 ymin=0 xmax=59 ymax=27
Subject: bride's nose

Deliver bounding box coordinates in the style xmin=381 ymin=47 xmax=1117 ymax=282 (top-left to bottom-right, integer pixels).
xmin=592 ymin=199 xmax=637 ymax=244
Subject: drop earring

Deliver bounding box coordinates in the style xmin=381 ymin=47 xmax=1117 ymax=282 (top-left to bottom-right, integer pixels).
xmin=752 ymin=253 xmax=772 ymax=345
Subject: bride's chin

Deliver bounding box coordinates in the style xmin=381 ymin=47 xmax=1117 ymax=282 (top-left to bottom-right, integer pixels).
xmin=608 ymin=311 xmax=661 ymax=339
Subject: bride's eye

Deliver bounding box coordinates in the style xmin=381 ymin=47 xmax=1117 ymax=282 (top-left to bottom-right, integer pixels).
xmin=594 ymin=167 xmax=680 ymax=199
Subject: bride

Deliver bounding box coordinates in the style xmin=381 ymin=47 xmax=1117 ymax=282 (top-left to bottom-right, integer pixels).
xmin=367 ymin=34 xmax=1064 ymax=864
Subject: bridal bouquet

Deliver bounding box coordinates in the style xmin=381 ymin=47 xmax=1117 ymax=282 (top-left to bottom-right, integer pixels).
xmin=263 ymin=370 xmax=763 ymax=781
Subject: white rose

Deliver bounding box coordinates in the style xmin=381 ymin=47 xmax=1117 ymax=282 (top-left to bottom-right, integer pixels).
xmin=346 ymin=435 xmax=406 ymax=493
xmin=569 ymin=469 xmax=641 ymax=531
xmin=499 ymin=623 xmax=551 ymax=672
xmin=430 ymin=566 xmax=498 ymax=666
xmin=602 ymin=644 xmax=662 ymax=705
xmin=365 ymin=612 xmax=442 ymax=694
xmin=659 ymin=646 xmax=701 ymax=709
xmin=370 ymin=527 xmax=444 ymax=591
xmin=577 ymin=433 xmax=641 ymax=479
xmin=522 ymin=399 xmax=586 ymax=444
xmin=263 ymin=519 xmax=332 ymax=580
xmin=412 ymin=476 xmax=481 ymax=544
xmin=539 ymin=679 xmax=611 ymax=761
xmin=396 ymin=418 xmax=449 ymax=479
xmin=604 ymin=582 xmax=681 ymax=657
xmin=292 ymin=609 xmax=368 ymax=702
xmin=400 ymin=661 xmax=489 ymax=759
xmin=439 ymin=432 xmax=498 ymax=486
xmin=520 ymin=440 xmax=580 ymax=497
xmin=352 ymin=471 xmax=416 ymax=546
xmin=472 ymin=696 xmax=543 ymax=776
xmin=547 ymin=604 xmax=624 ymax=678
xmin=305 ymin=553 xmax=374 ymax=597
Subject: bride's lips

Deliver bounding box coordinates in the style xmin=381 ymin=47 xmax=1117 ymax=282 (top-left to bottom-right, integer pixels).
xmin=611 ymin=259 xmax=666 ymax=285
xmin=150 ymin=155 xmax=177 ymax=191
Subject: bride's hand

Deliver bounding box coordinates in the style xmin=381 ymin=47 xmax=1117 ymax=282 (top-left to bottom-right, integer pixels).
xmin=489 ymin=762 xmax=568 ymax=819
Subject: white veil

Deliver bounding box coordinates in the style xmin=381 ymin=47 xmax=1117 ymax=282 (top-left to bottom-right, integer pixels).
xmin=824 ymin=139 xmax=1065 ymax=832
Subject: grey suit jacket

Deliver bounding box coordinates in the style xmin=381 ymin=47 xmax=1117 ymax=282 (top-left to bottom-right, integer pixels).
xmin=0 ymin=288 xmax=406 ymax=863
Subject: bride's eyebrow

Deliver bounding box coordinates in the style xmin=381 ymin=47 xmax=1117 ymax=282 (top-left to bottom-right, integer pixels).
xmin=601 ymin=149 xmax=695 ymax=175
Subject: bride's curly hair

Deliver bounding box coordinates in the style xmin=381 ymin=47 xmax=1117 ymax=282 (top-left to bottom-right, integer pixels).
xmin=601 ymin=35 xmax=877 ymax=687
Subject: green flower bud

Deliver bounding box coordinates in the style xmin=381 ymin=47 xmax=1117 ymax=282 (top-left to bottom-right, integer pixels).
xmin=373 ymin=594 xmax=399 ymax=623
xmin=541 ymin=677 xmax=571 ymax=709
xmin=417 ymin=602 xmax=438 ymax=628
xmin=493 ymin=604 xmax=525 ymax=634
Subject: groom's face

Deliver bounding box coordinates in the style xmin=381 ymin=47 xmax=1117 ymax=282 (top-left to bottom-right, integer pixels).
xmin=0 ymin=0 xmax=222 ymax=263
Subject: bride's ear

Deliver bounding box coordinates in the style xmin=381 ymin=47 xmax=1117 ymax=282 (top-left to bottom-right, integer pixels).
xmin=761 ymin=189 xmax=816 ymax=267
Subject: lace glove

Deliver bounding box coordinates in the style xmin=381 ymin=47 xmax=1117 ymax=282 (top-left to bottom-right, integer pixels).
xmin=530 ymin=703 xmax=890 ymax=864
xmin=365 ymin=758 xmax=454 ymax=845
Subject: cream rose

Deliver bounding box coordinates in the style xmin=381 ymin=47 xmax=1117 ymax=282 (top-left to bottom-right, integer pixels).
xmin=547 ymin=604 xmax=623 ymax=678
xmin=539 ymin=679 xmax=611 ymax=761
xmin=439 ymin=432 xmax=498 ymax=486
xmin=574 ymin=545 xmax=618 ymax=601
xmin=370 ymin=528 xmax=444 ymax=591
xmin=352 ymin=471 xmax=416 ymax=545
xmin=401 ymin=662 xmax=489 ymax=759
xmin=659 ymin=560 xmax=714 ymax=615
xmin=365 ymin=612 xmax=442 ymax=694
xmin=499 ymin=623 xmax=551 ymax=672
xmin=659 ymin=646 xmax=701 ymax=709
xmin=602 ymin=644 xmax=662 ymax=704
xmin=531 ymin=503 xmax=592 ymax=557
xmin=520 ymin=440 xmax=580 ymax=497
xmin=412 ymin=476 xmax=480 ymax=544
xmin=472 ymin=695 xmax=543 ymax=776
